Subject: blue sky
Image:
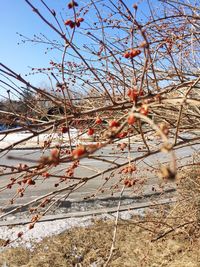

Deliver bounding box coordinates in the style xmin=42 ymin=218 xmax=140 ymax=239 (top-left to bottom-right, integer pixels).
xmin=0 ymin=0 xmax=158 ymax=93
xmin=0 ymin=0 xmax=65 ymax=87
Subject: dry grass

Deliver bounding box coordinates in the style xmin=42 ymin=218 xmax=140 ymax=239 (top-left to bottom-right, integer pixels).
xmin=0 ymin=220 xmax=199 ymax=267
xmin=0 ymin=167 xmax=199 ymax=267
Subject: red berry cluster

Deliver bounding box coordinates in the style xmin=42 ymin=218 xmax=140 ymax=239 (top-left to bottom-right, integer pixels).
xmin=87 ymin=128 xmax=94 ymax=136
xmin=72 ymin=145 xmax=85 ymax=158
xmin=127 ymin=88 xmax=138 ymax=101
xmin=120 ymin=164 xmax=136 ymax=174
xmin=124 ymin=49 xmax=141 ymax=59
xmin=61 ymin=126 xmax=69 ymax=133
xmin=68 ymin=1 xmax=78 ymax=9
xmin=64 ymin=17 xmax=84 ymax=28
xmin=65 ymin=160 xmax=79 ymax=178
xmin=109 ymin=120 xmax=120 ymax=128
xmin=95 ymin=117 xmax=102 ymax=124
xmin=117 ymin=131 xmax=127 ymax=138
xmin=124 ymin=179 xmax=136 ymax=187
xmin=39 ymin=198 xmax=50 ymax=208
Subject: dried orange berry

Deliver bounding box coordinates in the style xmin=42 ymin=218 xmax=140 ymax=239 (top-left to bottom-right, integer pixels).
xmin=128 ymin=113 xmax=136 ymax=125
xmin=72 ymin=145 xmax=85 ymax=158
xmin=140 ymin=104 xmax=148 ymax=115
xmin=129 ymin=49 xmax=141 ymax=58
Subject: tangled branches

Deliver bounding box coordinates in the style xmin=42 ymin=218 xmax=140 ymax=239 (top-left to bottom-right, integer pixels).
xmin=0 ymin=0 xmax=199 ymax=246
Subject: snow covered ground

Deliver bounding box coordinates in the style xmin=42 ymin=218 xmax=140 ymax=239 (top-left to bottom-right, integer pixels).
xmin=0 ymin=209 xmax=145 ymax=251
xmin=0 ymin=216 xmax=92 ymax=251
xmin=0 ymin=128 xmax=92 ymax=149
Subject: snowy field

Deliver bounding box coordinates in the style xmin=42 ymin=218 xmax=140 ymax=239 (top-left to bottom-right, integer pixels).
xmin=0 ymin=209 xmax=145 ymax=251
xmin=0 ymin=128 xmax=92 ymax=149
